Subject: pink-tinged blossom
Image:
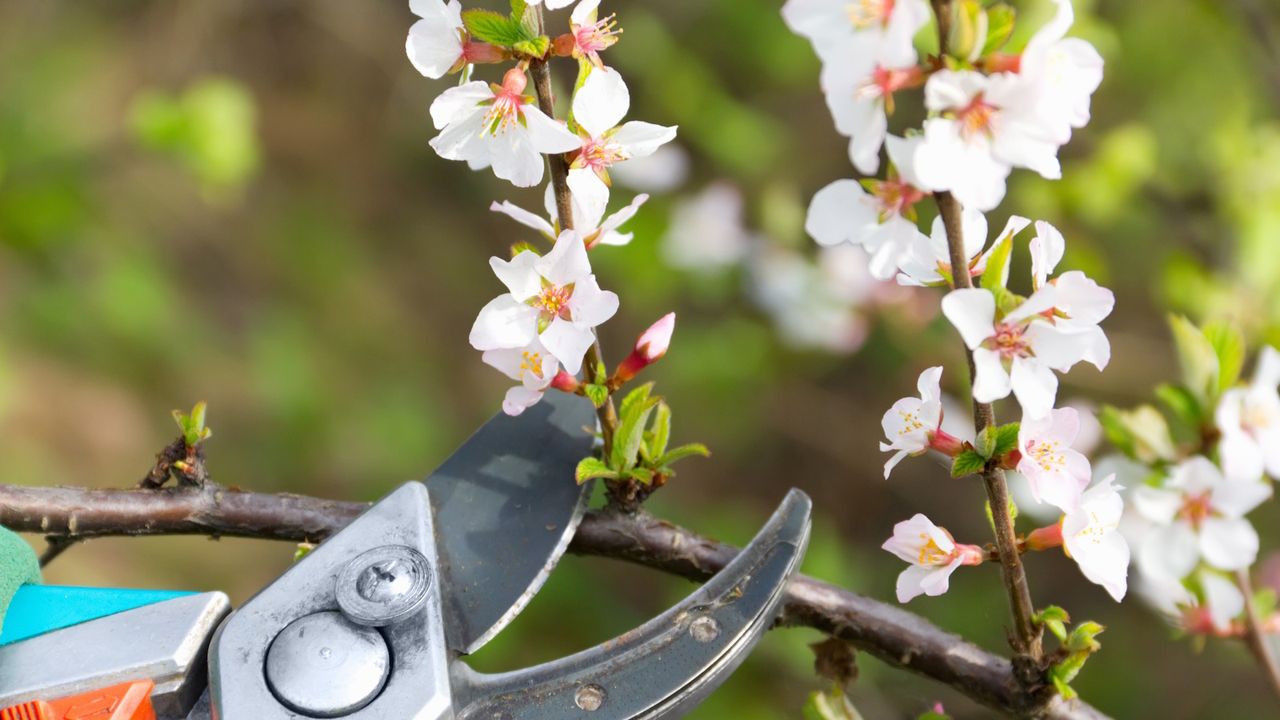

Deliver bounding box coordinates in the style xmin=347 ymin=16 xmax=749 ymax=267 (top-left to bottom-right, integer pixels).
xmin=1062 ymin=475 xmax=1130 ymax=601
xmin=469 ymin=229 xmax=619 ymax=374
xmin=1140 ymin=569 xmax=1245 ymax=636
xmin=941 ymin=279 xmax=1112 ymax=418
xmin=1133 ymin=456 xmax=1271 ymax=579
xmin=429 ymin=69 xmax=581 ymax=187
xmin=662 ymin=183 xmax=751 ymax=271
xmin=1216 ymin=346 xmax=1280 ymax=481
xmin=491 ymin=185 xmax=649 ymax=248
xmin=782 ymin=0 xmax=931 ymax=64
xmin=1018 ymin=407 xmax=1093 ymax=512
xmin=880 ymin=366 xmax=948 ymax=478
xmin=750 ymin=245 xmax=874 ymax=354
xmin=567 ymin=68 xmax=677 ymax=211
xmin=897 ymin=213 xmax=1032 ymax=287
xmin=817 ymin=34 xmax=922 ymax=175
xmin=482 ymin=338 xmax=561 ymax=416
xmin=881 ymin=513 xmax=984 ymax=603
xmin=613 ymin=313 xmax=676 ymax=384
xmin=561 ymin=0 xmax=620 ymax=68
xmin=912 ymin=70 xmax=1065 ymax=211
xmin=805 ymin=135 xmax=929 ymax=279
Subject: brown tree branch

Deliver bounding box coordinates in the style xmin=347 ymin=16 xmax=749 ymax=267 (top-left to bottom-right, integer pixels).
xmin=0 ymin=482 xmax=1102 ymax=719
xmin=1237 ymin=570 xmax=1280 ymax=704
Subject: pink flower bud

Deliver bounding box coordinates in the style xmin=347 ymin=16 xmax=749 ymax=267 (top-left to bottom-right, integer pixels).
xmin=1024 ymin=522 xmax=1065 ymax=552
xmin=462 ymin=41 xmax=508 ymax=66
xmin=611 ymin=313 xmax=676 ymax=387
xmin=550 ymin=370 xmax=580 ymax=393
xmin=501 ymin=67 xmax=528 ymax=95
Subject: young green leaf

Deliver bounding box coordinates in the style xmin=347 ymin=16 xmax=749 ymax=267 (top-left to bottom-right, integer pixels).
xmin=980 ymin=229 xmax=1014 ymax=291
xmin=981 ymin=4 xmax=1016 ymax=55
xmin=1168 ymin=314 xmax=1219 ymax=403
xmin=976 ymin=425 xmax=997 ymax=459
xmin=992 ymin=422 xmax=1020 ymax=459
xmin=802 ymin=689 xmax=862 ymax=720
xmin=948 ymin=0 xmax=988 ymax=62
xmin=648 ymin=401 xmax=672 ymax=460
xmin=510 ymin=0 xmax=528 ymax=16
xmin=1034 ymin=605 xmax=1071 ymax=642
xmin=513 ymin=36 xmax=550 ymax=58
xmin=575 ymin=456 xmax=618 ymax=484
xmin=582 ymin=383 xmax=609 ymax=408
xmin=1203 ymin=320 xmax=1245 ymax=395
xmin=461 ymin=9 xmax=532 ymax=48
xmin=625 ymin=466 xmax=656 ymax=485
xmin=1154 ymin=383 xmax=1203 ymax=439
xmin=656 ymin=443 xmax=710 ymax=468
xmin=951 ymin=450 xmax=987 ymax=478
xmin=611 ymin=383 xmax=660 ymax=471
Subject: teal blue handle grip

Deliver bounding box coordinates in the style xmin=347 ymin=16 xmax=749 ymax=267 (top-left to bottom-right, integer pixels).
xmin=0 ymin=585 xmax=192 ymax=646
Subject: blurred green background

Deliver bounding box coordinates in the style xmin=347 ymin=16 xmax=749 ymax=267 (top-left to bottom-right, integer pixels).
xmin=3 ymin=0 xmax=1280 ymax=716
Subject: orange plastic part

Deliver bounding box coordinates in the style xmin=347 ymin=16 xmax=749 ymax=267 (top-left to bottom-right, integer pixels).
xmin=0 ymin=680 xmax=154 ymax=720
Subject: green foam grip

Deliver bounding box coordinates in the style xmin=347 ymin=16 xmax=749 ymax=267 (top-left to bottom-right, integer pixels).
xmin=0 ymin=526 xmax=41 ymax=630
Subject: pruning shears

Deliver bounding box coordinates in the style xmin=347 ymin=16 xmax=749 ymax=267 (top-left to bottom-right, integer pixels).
xmin=0 ymin=392 xmax=811 ymax=719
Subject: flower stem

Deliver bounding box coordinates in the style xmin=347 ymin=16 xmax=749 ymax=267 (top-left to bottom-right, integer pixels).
xmin=528 ymin=7 xmax=621 ymax=479
xmin=936 ymin=188 xmax=1045 ymax=684
xmin=1237 ymin=569 xmax=1280 ymax=704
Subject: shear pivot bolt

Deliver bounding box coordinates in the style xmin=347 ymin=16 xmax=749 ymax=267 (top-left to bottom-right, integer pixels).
xmin=690 ymin=616 xmax=721 ymax=643
xmin=265 ymin=611 xmax=390 ymax=717
xmin=574 ymin=684 xmax=606 ymax=711
xmin=337 ymin=545 xmax=433 ymax=627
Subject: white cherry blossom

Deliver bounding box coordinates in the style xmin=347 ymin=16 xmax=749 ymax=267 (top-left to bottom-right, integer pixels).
xmin=429 ymin=68 xmax=581 ymax=187
xmin=941 ymin=281 xmax=1112 ymax=418
xmin=406 ymin=0 xmax=466 ymax=79
xmin=1216 ymin=346 xmax=1280 ymax=481
xmin=805 ymin=136 xmax=929 ymax=278
xmin=880 ymin=366 xmax=944 ymax=478
xmin=482 ymin=338 xmax=561 ymax=416
xmin=1029 ymin=220 xmax=1065 ymax=289
xmin=782 ymin=0 xmax=931 ymax=63
xmin=881 ymin=513 xmax=983 ymax=603
xmin=491 ymin=185 xmax=649 ymax=248
xmin=1140 ymin=569 xmax=1244 ymax=636
xmin=1062 ymin=475 xmax=1130 ymax=601
xmin=662 ymin=183 xmax=751 ymax=270
xmin=562 ymin=0 xmax=620 ymax=68
xmin=469 ymin=229 xmax=619 ymax=374
xmin=750 ymin=245 xmax=877 ymax=354
xmin=567 ymin=68 xmax=677 ymax=211
xmin=818 ymin=32 xmax=921 ymax=175
xmin=1018 ymin=0 xmax=1104 ymax=143
xmin=1133 ymin=456 xmax=1271 ymax=578
xmin=1018 ymin=406 xmax=1092 ymax=512
xmin=913 ymin=70 xmax=1064 ymax=211
xmin=897 ymin=213 xmax=1032 ymax=287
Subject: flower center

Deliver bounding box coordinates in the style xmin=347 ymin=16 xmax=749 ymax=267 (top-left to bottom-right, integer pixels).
xmin=575 ymin=13 xmax=621 ymax=56
xmin=869 ymin=176 xmax=925 ymax=221
xmin=519 ymin=350 xmax=547 ymax=380
xmin=896 ymin=408 xmax=926 ymax=437
xmin=482 ymin=69 xmax=528 ymax=137
xmin=956 ymin=94 xmax=999 ymax=140
xmin=577 ymin=136 xmax=628 ymax=173
xmin=846 ymin=0 xmax=894 ymax=29
xmin=1027 ymin=438 xmax=1066 ymax=472
xmin=857 ymin=65 xmax=922 ymax=114
xmin=1242 ymin=399 xmax=1275 ymax=436
xmin=916 ymin=534 xmax=951 ymax=566
xmin=986 ymin=322 xmax=1030 ymax=360
xmin=533 ymin=283 xmax=574 ymax=322
xmin=1178 ymin=492 xmax=1213 ymax=530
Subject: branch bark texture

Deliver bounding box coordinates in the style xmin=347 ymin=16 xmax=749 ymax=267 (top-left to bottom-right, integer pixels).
xmin=0 ymin=482 xmax=1102 ymax=719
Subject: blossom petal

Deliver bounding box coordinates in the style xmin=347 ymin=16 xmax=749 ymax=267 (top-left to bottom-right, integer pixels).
xmin=941 ymin=288 xmax=996 ymax=349
xmin=612 ymin=121 xmax=678 ymax=158
xmin=489 ymin=250 xmax=542 ymax=301
xmin=428 ymin=81 xmax=491 ymax=130
xmin=574 ymin=67 xmax=630 ymax=138
xmin=469 ymin=295 xmax=538 ymax=351
xmin=502 ymin=385 xmax=546 ymax=416
xmin=539 ymin=317 xmax=596 ymax=374
xmin=565 ymin=274 xmax=619 ymax=327
xmin=1137 ymin=522 xmax=1199 ymax=582
xmin=1010 ymin=356 xmax=1058 ymax=419
xmin=523 ymin=106 xmax=583 ymax=154
xmin=536 ymin=230 xmax=591 ymax=286
xmin=1199 ymin=517 xmax=1259 ymax=570
xmin=406 ymin=10 xmax=464 ymax=80
xmin=491 ymin=200 xmax=556 ymax=238
xmin=970 ymin=347 xmax=1011 ymax=403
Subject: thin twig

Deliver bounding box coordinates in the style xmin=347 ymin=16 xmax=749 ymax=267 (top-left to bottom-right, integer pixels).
xmin=0 ymin=482 xmax=1104 ymax=719
xmin=38 ymin=536 xmax=80 ymax=567
xmin=1237 ymin=570 xmax=1280 ymax=703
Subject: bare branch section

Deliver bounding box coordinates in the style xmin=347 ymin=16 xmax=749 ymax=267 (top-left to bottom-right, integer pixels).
xmin=0 ymin=483 xmax=1102 ymax=719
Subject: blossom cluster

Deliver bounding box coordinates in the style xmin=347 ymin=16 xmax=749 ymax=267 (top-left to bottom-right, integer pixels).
xmin=406 ymin=0 xmax=677 ymax=415
xmin=1121 ymin=345 xmax=1279 ymax=636
xmin=783 ymin=0 xmax=1127 ymax=607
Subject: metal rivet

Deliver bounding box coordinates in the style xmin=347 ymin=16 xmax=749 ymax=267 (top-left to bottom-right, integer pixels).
xmin=265 ymin=611 xmax=390 ymax=718
xmin=690 ymin=616 xmax=721 ymax=643
xmin=574 ymin=684 xmax=606 ymax=711
xmin=337 ymin=545 xmax=433 ymax=627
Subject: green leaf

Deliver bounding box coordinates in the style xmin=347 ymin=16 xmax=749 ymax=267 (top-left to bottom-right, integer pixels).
xmin=1169 ymin=314 xmax=1219 ymax=403
xmin=981 ymin=4 xmax=1016 ymax=55
xmin=656 ymin=443 xmax=710 ymax=467
xmin=803 ymin=689 xmax=862 ymax=720
xmin=1034 ymin=605 xmax=1071 ymax=642
xmin=1066 ymin=620 xmax=1105 ymax=653
xmin=461 ymin=9 xmax=532 ymax=48
xmin=976 ymin=425 xmax=997 ymax=459
xmin=1101 ymin=404 xmax=1176 ymax=464
xmin=948 ymin=0 xmax=988 ymax=62
xmin=981 ymin=230 xmax=1014 ymax=291
xmin=951 ymin=450 xmax=986 ymax=478
xmin=1203 ymin=320 xmax=1245 ymax=395
xmin=512 ymin=36 xmax=550 ymax=58
xmin=993 ymin=422 xmax=1020 ymax=459
xmin=575 ymin=456 xmax=618 ymax=484
xmin=582 ymin=383 xmax=608 ymax=408
xmin=293 ymin=542 xmax=316 ymax=563
xmin=510 ymin=0 xmax=527 ymax=16
xmin=992 ymin=286 xmax=1023 ymax=316
xmin=1154 ymin=383 xmax=1204 ymax=438
xmin=611 ymin=383 xmax=660 ymax=471
xmin=648 ymin=401 xmax=671 ymax=460
xmin=625 ymin=466 xmax=656 ymax=485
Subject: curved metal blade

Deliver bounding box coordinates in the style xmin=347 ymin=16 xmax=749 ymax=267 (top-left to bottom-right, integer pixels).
xmin=453 ymin=489 xmax=812 ymax=719
xmin=426 ymin=391 xmax=597 ymax=655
